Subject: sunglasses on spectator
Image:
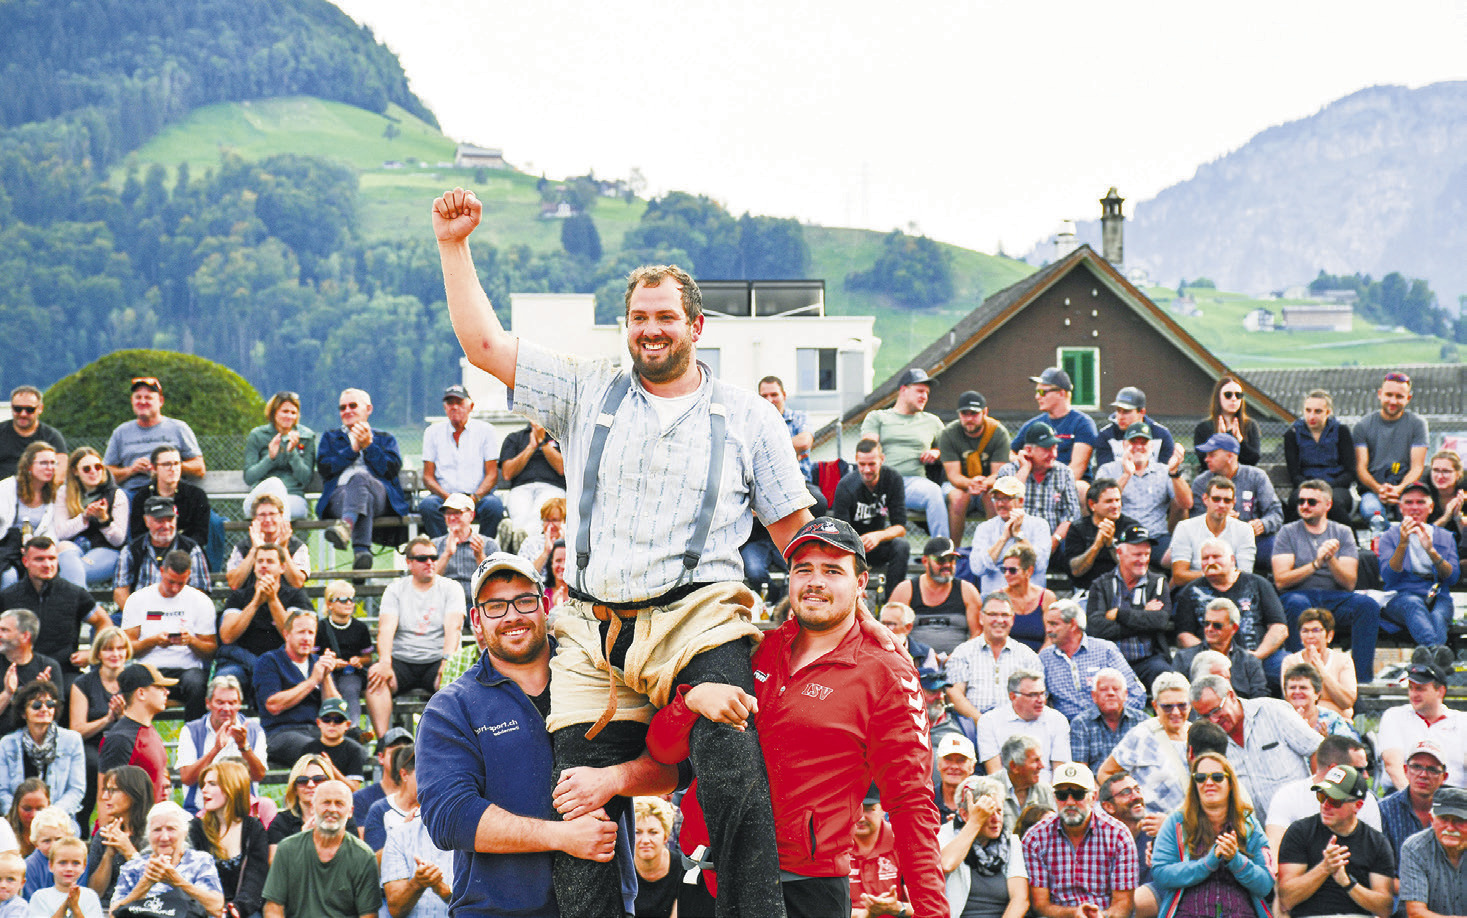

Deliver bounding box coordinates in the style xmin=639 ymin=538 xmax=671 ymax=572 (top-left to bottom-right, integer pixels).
xmin=339 ymin=402 xmax=360 ymax=412
xmin=10 ymin=406 xmax=35 ymax=415
xmin=1193 ymin=772 xmax=1228 ymax=785
xmin=1207 ymin=494 xmax=1235 ymax=504
xmin=27 ymin=700 xmax=56 ymax=711
xmin=1220 ymin=390 xmax=1243 ymax=399
xmin=1001 ymin=565 xmax=1022 ymax=574
xmin=1203 ymin=620 xmax=1229 ymax=630
xmin=1157 ymin=702 xmax=1188 ymax=713
xmin=1054 ymin=788 xmax=1088 ymax=802
xmin=328 ymin=596 xmax=355 ymax=604
xmin=1297 ymin=497 xmax=1322 ymax=507
xmin=1035 ymin=387 xmax=1059 ymax=397
xmin=76 ymin=463 xmax=103 ymax=474
xmin=318 ymin=715 xmax=349 ymax=725
xmin=294 ymin=775 xmax=329 ymax=787
xmin=131 ymin=376 xmax=161 ymax=389
xmin=1384 ymin=372 xmax=1412 ymax=385
xmin=476 ymin=593 xmax=542 ymax=619
xmin=408 ymin=554 xmax=438 ymax=563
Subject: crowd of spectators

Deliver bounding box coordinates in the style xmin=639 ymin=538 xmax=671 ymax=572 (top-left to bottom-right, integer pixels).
xmin=1 ymin=351 xmax=1466 ymax=918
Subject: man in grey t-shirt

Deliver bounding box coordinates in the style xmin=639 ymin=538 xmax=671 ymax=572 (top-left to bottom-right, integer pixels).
xmin=103 ymin=377 xmax=205 ymax=494
xmin=1270 ymin=480 xmax=1381 ymax=684
xmin=363 ymin=536 xmax=466 ymax=736
xmin=1355 ymin=371 xmax=1428 ymax=532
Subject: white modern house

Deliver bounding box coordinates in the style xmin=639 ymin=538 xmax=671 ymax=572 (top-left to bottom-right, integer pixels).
xmin=458 ymin=281 xmax=879 ymax=432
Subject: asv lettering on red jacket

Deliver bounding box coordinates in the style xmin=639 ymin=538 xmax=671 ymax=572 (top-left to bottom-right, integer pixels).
xmin=802 ymin=683 xmax=833 ymax=700
xmin=901 ymin=674 xmax=930 ymax=748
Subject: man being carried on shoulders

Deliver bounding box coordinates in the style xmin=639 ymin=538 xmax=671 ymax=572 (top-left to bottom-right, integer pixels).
xmin=434 ymin=189 xmax=813 ymax=918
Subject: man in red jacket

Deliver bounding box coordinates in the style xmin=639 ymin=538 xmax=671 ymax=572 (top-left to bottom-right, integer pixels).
xmin=651 ymin=517 xmax=945 ymax=917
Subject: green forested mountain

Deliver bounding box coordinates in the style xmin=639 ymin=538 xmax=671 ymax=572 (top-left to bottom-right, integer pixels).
xmin=0 ymin=0 xmax=432 ymax=174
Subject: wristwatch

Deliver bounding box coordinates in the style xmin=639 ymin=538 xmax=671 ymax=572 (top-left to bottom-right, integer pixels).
xmin=1341 ymin=876 xmax=1358 ymax=891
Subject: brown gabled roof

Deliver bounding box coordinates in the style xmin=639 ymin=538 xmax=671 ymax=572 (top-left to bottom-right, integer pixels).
xmin=814 ymin=245 xmax=1292 ymax=444
xmin=1245 ymin=364 xmax=1467 ymax=419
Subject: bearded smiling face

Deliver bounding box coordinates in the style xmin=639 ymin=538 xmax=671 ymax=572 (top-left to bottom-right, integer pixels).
xmin=625 ymin=281 xmax=701 ymax=385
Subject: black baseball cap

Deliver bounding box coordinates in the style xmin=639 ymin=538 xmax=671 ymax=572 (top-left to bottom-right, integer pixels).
xmin=1023 ymin=422 xmax=1060 ymax=448
xmin=922 ymin=537 xmax=959 ymax=560
xmin=142 ymin=496 xmax=176 ymax=519
xmin=118 ymin=663 xmax=177 ymax=696
xmin=782 ymin=517 xmax=866 ymax=565
xmin=442 ymin=384 xmax=471 ymax=401
xmin=1115 ymin=523 xmax=1156 ymax=545
xmin=898 ymin=368 xmax=935 ymax=388
xmin=957 ymin=391 xmax=986 ymax=411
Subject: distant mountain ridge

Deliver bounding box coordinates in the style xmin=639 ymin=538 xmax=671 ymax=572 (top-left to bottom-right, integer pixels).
xmin=1041 ymin=82 xmax=1467 ymax=304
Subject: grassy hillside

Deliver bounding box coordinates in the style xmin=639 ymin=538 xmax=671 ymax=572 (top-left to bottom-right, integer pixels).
xmin=807 ymin=227 xmax=1036 ymax=381
xmin=118 ymin=96 xmax=1446 ymax=378
xmin=1148 ymin=286 xmax=1457 ymax=369
xmin=118 ymin=97 xmax=649 ymax=252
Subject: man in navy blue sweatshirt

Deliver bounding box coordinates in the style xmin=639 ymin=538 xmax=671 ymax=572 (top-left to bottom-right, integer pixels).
xmin=417 ymin=554 xmax=675 ymax=918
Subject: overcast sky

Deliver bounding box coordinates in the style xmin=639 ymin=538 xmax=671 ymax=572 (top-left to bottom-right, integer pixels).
xmin=331 ymin=0 xmax=1467 ymax=254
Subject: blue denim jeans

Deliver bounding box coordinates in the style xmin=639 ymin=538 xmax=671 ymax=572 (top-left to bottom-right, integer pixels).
xmin=1280 ymin=589 xmax=1382 ymax=683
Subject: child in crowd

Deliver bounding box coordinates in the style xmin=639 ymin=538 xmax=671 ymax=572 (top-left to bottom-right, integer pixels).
xmin=0 ymin=851 xmax=27 ymax=918
xmin=302 ymin=699 xmax=365 ymax=787
xmin=27 ymin=837 xmax=98 ymax=918
xmin=21 ymin=810 xmax=72 ymax=899
xmin=315 ymin=580 xmax=373 ymax=724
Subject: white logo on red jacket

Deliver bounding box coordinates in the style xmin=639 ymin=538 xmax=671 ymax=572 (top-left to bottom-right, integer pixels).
xmin=802 ymin=683 xmax=833 ymax=700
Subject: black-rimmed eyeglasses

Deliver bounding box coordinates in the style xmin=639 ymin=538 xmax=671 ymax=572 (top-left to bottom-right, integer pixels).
xmin=475 ymin=593 xmax=541 ymax=619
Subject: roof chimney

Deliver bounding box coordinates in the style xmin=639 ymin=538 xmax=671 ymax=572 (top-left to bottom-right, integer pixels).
xmin=1100 ymin=187 xmax=1124 ymax=267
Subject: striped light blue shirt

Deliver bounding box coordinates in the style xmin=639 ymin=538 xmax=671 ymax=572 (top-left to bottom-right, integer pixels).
xmin=512 ymin=341 xmax=813 ymax=604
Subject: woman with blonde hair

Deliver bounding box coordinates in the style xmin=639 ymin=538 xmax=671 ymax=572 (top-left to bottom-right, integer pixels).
xmin=0 ymin=442 xmax=65 ymax=587
xmin=189 ymin=761 xmax=266 ymax=918
xmin=1151 ymin=753 xmax=1273 ymax=918
xmin=266 ymin=754 xmax=356 ymax=861
xmin=53 ymin=446 xmax=129 ymax=584
xmin=1194 ymin=376 xmax=1261 ymax=467
xmin=242 ymin=391 xmax=315 ymax=520
xmin=631 ymin=796 xmax=678 ymax=918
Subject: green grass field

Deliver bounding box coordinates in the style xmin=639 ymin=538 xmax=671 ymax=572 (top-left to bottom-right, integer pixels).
xmin=1149 ymin=287 xmax=1457 ymax=369
xmin=117 ymin=95 xmax=1446 ymax=376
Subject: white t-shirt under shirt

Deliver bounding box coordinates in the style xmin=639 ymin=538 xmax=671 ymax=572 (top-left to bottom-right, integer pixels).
xmin=1266 ymin=776 xmax=1382 ymax=832
xmin=119 ymin=583 xmax=217 ymax=670
xmin=381 ymin=577 xmax=465 ymax=664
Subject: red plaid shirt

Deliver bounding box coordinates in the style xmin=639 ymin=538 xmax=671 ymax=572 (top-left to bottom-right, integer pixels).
xmin=1021 ymin=808 xmax=1138 ymax=907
